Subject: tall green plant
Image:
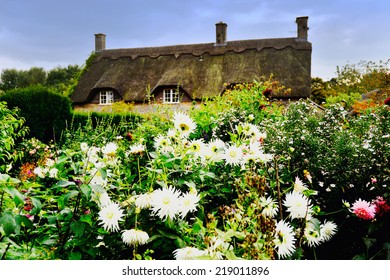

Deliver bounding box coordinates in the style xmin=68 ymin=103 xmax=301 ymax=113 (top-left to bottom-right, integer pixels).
xmin=0 ymin=102 xmax=29 ymax=172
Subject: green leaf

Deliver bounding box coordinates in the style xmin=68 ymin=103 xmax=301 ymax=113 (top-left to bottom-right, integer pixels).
xmin=58 ymin=190 xmax=79 ymax=210
xmin=80 ymin=184 xmax=92 ymax=200
xmin=0 ymin=212 xmax=17 ymax=236
xmin=363 ymin=237 xmax=376 ymax=250
xmin=69 ymin=251 xmax=82 ymax=260
xmin=30 ymin=197 xmax=42 ymax=215
xmin=15 ymin=214 xmax=33 ymax=230
xmin=55 ymin=180 xmax=76 ymax=188
xmin=70 ymin=221 xmax=87 ymax=237
xmin=80 ymin=214 xmax=93 ymax=226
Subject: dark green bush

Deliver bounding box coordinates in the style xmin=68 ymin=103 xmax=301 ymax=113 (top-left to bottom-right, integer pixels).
xmin=0 ymin=85 xmax=72 ymax=143
xmin=60 ymin=111 xmax=143 ymax=148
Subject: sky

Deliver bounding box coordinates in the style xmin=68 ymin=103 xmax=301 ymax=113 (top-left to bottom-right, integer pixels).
xmin=0 ymin=0 xmax=389 ymax=81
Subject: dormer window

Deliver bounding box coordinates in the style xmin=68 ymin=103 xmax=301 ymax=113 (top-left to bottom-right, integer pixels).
xmin=163 ymin=89 xmax=180 ymax=104
xmin=99 ymin=90 xmax=114 ymax=105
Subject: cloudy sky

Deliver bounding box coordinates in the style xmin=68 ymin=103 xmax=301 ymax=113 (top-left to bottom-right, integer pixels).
xmin=0 ymin=0 xmax=389 ymax=80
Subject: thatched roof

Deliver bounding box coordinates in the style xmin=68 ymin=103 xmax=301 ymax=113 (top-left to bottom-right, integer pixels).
xmin=71 ymin=37 xmax=312 ymax=103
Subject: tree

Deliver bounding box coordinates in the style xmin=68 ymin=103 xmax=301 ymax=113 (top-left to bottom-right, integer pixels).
xmin=0 ymin=69 xmax=19 ymax=91
xmin=0 ymin=67 xmax=46 ymax=90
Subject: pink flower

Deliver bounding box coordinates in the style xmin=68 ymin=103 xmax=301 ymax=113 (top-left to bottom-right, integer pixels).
xmin=351 ymin=198 xmax=376 ymax=220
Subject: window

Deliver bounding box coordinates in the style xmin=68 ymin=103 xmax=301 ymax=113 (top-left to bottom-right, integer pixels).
xmin=99 ymin=90 xmax=114 ymax=105
xmin=163 ymin=89 xmax=180 ymax=104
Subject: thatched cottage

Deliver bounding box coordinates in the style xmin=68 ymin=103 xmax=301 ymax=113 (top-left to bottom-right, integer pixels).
xmin=71 ymin=17 xmax=311 ymax=108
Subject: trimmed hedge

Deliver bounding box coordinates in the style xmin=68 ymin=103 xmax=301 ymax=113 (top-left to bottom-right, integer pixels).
xmin=59 ymin=111 xmax=144 ymax=146
xmin=0 ymin=85 xmax=72 ymax=143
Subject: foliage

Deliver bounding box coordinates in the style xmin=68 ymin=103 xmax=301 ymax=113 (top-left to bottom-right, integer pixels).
xmin=0 ymin=102 xmax=29 ymax=173
xmin=0 ymin=61 xmax=389 ymax=260
xmin=0 ymin=65 xmax=81 ymax=96
xmin=0 ymin=85 xmax=73 ymax=143
xmin=263 ymin=100 xmax=390 ymax=259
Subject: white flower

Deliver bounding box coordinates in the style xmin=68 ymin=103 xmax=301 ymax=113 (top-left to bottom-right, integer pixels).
xmin=320 ymin=221 xmax=337 ymax=242
xmin=179 ymin=191 xmax=200 ymax=218
xmin=135 ymin=193 xmax=153 ymax=209
xmin=80 ymin=142 xmax=89 ymax=153
xmin=257 ymin=152 xmax=273 ymax=163
xmin=187 ymin=139 xmax=206 ymax=159
xmin=89 ymin=168 xmax=107 ymax=187
xmin=173 ymin=247 xmax=207 ymax=260
xmin=205 ymin=139 xmax=225 ymax=162
xmin=97 ymin=191 xmax=112 ymax=208
xmin=129 ymin=143 xmax=146 ymax=155
xmin=33 ymin=166 xmax=46 ymax=178
xmin=102 ymin=142 xmax=118 ymax=156
xmin=151 ymin=186 xmax=181 ymax=220
xmin=98 ymin=202 xmax=124 ymax=232
xmin=304 ymin=220 xmax=322 ymax=247
xmin=122 ymin=229 xmax=149 ymax=246
xmin=259 ymin=196 xmax=279 ymax=218
xmin=242 ymin=123 xmax=264 ymax=143
xmin=154 ymin=135 xmax=173 ymax=153
xmin=223 ymin=144 xmax=243 ymax=166
xmin=45 ymin=158 xmax=55 ymax=167
xmin=172 ymin=111 xmax=196 ymax=138
xmin=274 ymin=220 xmax=296 ymax=258
xmin=48 ymin=168 xmax=59 ymax=178
xmin=293 ymin=176 xmax=307 ymax=193
xmin=283 ymin=191 xmax=312 ymax=220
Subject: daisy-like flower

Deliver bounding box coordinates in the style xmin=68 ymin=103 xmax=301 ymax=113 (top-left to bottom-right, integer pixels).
xmin=320 ymin=220 xmax=337 ymax=242
xmin=122 ymin=229 xmax=149 ymax=246
xmin=98 ymin=202 xmax=124 ymax=232
xmin=87 ymin=146 xmax=101 ymax=164
xmin=273 ymin=220 xmax=296 ymax=258
xmin=186 ymin=139 xmax=206 ymax=159
xmin=304 ymin=220 xmax=322 ymax=247
xmin=98 ymin=191 xmax=112 ymax=208
xmin=351 ymin=198 xmax=376 ymax=220
xmin=293 ymin=176 xmax=308 ymax=193
xmin=172 ymin=111 xmax=196 ymax=138
xmin=240 ymin=123 xmax=260 ymax=138
xmin=128 ymin=143 xmax=146 ymax=155
xmin=205 ymin=139 xmax=225 ymax=162
xmin=153 ymin=135 xmax=173 ymax=153
xmin=223 ymin=144 xmax=243 ymax=166
xmin=151 ymin=186 xmax=182 ymax=220
xmin=283 ymin=191 xmax=312 ymax=220
xmin=89 ymin=168 xmax=107 ymax=187
xmin=102 ymin=142 xmax=118 ymax=156
xmin=259 ymin=196 xmax=279 ymax=218
xmin=179 ymin=190 xmax=201 ymax=218
xmin=135 ymin=193 xmax=153 ymax=209
xmin=173 ymin=247 xmax=207 ymax=260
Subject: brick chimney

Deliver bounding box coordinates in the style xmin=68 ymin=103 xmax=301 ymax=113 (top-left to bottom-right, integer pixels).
xmin=215 ymin=22 xmax=227 ymax=46
xmin=95 ymin=33 xmax=106 ymax=52
xmin=296 ymin=16 xmax=309 ymax=40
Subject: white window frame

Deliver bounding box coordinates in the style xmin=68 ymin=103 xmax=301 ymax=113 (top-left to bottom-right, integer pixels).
xmin=99 ymin=90 xmax=114 ymax=105
xmin=163 ymin=89 xmax=180 ymax=104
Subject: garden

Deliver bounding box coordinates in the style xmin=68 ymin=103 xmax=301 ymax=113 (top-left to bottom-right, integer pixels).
xmin=0 ymin=61 xmax=389 ymax=260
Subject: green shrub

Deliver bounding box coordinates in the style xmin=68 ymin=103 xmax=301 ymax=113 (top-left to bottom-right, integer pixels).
xmin=0 ymin=102 xmax=29 ymax=172
xmin=60 ymin=111 xmax=143 ymax=148
xmin=0 ymin=85 xmax=72 ymax=143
